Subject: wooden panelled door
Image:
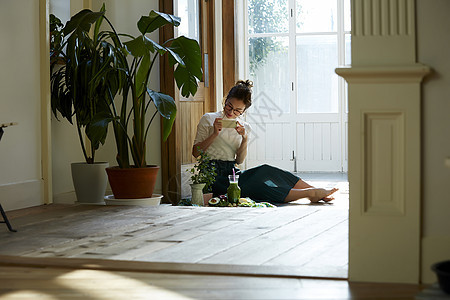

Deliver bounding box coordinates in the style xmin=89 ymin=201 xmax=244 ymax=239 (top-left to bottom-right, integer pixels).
xmin=175 ymin=0 xmax=214 ymax=165
xmin=160 ymin=0 xmax=215 ymax=204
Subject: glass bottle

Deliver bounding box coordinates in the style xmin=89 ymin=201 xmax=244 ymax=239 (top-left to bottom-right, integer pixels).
xmin=227 ymin=175 xmax=241 ymax=204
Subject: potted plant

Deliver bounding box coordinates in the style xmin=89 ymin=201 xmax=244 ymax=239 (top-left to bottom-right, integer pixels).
xmin=79 ymin=8 xmax=203 ymax=202
xmin=50 ymin=8 xmax=116 ymax=204
xmin=188 ymin=148 xmax=217 ymax=206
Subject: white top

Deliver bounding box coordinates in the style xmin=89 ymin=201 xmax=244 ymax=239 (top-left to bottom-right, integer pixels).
xmin=193 ymin=111 xmax=252 ymax=161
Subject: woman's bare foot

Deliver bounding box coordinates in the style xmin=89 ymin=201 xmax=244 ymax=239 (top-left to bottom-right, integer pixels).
xmin=308 ymin=188 xmax=339 ymax=203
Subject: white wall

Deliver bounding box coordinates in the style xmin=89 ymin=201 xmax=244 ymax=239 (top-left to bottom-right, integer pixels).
xmin=50 ymin=0 xmax=162 ymax=203
xmin=49 ymin=2 xmax=77 ymax=202
xmin=417 ymin=0 xmax=450 ymax=283
xmin=0 ymin=1 xmax=43 ymax=210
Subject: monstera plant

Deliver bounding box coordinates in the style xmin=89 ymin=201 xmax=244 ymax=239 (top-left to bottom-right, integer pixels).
xmin=68 ymin=7 xmax=203 ymax=200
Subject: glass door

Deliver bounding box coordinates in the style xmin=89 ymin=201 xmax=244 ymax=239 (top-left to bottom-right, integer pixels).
xmin=245 ymin=0 xmax=350 ymax=172
xmin=245 ymin=0 xmax=294 ymax=170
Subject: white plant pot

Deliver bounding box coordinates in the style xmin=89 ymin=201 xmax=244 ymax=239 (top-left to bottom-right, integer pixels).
xmin=71 ymin=162 xmax=109 ymax=204
xmin=104 ymin=194 xmax=162 ymax=206
xmin=190 ymin=183 xmax=206 ymax=206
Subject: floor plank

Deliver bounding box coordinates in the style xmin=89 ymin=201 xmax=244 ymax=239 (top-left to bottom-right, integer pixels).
xmin=265 ymin=219 xmax=348 ymax=266
xmin=197 ymin=208 xmax=346 ymax=266
xmin=0 ymin=178 xmax=349 ymax=279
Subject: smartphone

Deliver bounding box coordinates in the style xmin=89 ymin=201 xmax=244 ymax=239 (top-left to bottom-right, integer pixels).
xmin=221 ymin=119 xmax=237 ymax=128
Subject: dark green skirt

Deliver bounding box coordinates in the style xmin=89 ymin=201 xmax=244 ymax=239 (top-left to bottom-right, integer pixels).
xmin=210 ymin=161 xmax=299 ymax=203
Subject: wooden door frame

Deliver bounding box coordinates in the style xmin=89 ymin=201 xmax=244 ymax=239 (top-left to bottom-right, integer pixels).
xmin=222 ymin=0 xmax=236 ymax=93
xmin=160 ymin=0 xmax=216 ymax=204
xmin=40 ymin=0 xmax=52 ymax=204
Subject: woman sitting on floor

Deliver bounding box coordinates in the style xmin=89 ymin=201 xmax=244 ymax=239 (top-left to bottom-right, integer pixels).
xmin=192 ymin=80 xmax=338 ymax=204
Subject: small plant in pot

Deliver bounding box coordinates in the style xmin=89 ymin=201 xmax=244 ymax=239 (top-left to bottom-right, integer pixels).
xmin=49 ymin=10 xmax=115 ymax=204
xmin=78 ymin=7 xmax=203 ymax=202
xmin=188 ymin=148 xmax=216 ymax=206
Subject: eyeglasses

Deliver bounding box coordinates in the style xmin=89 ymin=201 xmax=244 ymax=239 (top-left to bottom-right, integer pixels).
xmin=224 ymin=102 xmax=245 ymax=116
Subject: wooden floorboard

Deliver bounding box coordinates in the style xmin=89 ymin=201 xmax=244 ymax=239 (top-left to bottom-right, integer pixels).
xmin=198 ymin=208 xmax=346 ymax=266
xmin=0 ymin=181 xmax=349 ymax=279
xmin=265 ymin=219 xmax=349 ymax=267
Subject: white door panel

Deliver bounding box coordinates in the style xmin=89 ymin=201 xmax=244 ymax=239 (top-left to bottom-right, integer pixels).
xmin=247 ymin=121 xmax=293 ymax=170
xmin=296 ymin=122 xmax=342 ymax=171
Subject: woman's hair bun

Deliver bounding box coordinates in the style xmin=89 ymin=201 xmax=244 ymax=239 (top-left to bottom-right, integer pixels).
xmin=224 ymin=79 xmax=253 ymax=109
xmin=236 ymin=80 xmax=253 ymax=89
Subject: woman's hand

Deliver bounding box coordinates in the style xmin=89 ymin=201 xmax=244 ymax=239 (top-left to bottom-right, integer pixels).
xmin=213 ymin=118 xmax=223 ymax=136
xmin=192 ymin=118 xmax=222 ymax=158
xmin=235 ymin=121 xmax=247 ymax=139
xmin=235 ymin=121 xmax=248 ymax=164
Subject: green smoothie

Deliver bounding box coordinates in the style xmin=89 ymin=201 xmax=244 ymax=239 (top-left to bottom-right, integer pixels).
xmin=227 ymin=175 xmax=241 ymax=204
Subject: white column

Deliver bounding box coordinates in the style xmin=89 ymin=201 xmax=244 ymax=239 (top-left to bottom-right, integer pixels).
xmin=336 ymin=0 xmax=430 ymax=283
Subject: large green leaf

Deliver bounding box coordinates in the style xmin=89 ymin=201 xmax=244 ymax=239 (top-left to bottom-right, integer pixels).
xmin=93 ymin=4 xmax=106 ymax=42
xmin=169 ymin=36 xmax=202 ymax=77
xmin=85 ymin=111 xmax=114 ymax=148
xmin=144 ymin=36 xmax=166 ymax=55
xmin=136 ymin=54 xmax=151 ymax=100
xmin=137 ymin=11 xmax=180 ymax=35
xmin=147 ymin=89 xmax=176 ymax=119
xmin=146 ymin=89 xmax=177 ymax=142
xmin=162 ymin=110 xmax=177 ymax=142
xmin=124 ymin=35 xmax=166 ymax=57
xmin=168 ymin=36 xmax=202 ymax=97
xmin=123 ymin=36 xmax=148 ymax=57
xmin=166 ymin=47 xmax=184 ymax=66
xmin=174 ymin=66 xmax=199 ymax=97
xmin=63 ymin=9 xmax=105 ymax=36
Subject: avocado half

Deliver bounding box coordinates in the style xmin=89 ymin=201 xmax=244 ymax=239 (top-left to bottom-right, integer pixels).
xmin=208 ymin=197 xmax=220 ymax=206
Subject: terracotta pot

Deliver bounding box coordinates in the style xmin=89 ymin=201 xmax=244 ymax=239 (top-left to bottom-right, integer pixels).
xmin=106 ymin=166 xmax=160 ymax=199
xmin=203 ymin=192 xmax=213 ymax=206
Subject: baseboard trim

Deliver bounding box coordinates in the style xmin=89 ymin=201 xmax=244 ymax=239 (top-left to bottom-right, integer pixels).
xmin=421 ymin=235 xmax=450 ymax=284
xmin=53 ymin=191 xmax=77 ymax=204
xmin=54 ymin=189 xmax=115 ymax=204
xmin=0 ymin=180 xmax=42 ymax=211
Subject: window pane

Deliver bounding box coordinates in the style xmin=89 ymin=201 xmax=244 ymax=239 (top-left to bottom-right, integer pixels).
xmin=248 ymin=0 xmax=289 ymax=34
xmin=176 ymin=0 xmax=200 ymax=101
xmin=345 ymin=34 xmax=351 ymax=65
xmin=296 ymin=0 xmax=337 ymax=33
xmin=297 ymin=35 xmax=338 ymax=113
xmin=248 ymin=36 xmax=290 ymax=113
xmin=176 ymin=0 xmax=200 ymax=42
xmin=344 ymin=0 xmax=351 ymax=32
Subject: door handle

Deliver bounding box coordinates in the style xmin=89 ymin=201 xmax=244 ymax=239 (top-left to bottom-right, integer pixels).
xmin=204 ymin=53 xmax=209 ymax=88
xmin=290 ymin=150 xmax=297 ymax=173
